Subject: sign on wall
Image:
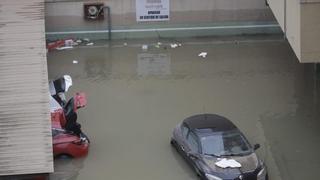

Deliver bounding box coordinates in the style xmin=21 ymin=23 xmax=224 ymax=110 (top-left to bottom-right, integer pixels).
xmin=136 ymin=0 xmax=170 ymax=22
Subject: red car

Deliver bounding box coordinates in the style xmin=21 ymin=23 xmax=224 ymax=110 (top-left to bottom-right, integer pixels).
xmin=50 ymin=92 xmax=90 ymax=158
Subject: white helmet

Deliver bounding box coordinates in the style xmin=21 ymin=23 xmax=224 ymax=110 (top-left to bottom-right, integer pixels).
xmin=63 ymin=75 xmax=72 ymax=91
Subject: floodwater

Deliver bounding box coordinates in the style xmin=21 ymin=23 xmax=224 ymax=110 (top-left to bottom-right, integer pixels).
xmin=47 ymin=36 xmax=320 ymax=180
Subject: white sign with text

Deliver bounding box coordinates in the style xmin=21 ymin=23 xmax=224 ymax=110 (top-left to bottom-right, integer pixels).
xmin=136 ymin=0 xmax=170 ymax=22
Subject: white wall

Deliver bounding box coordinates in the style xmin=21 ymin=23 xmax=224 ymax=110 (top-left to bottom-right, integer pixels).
xmin=268 ymin=0 xmax=285 ymax=30
xmin=301 ymin=3 xmax=320 ymax=62
xmin=45 ymin=0 xmax=275 ymax=32
xmin=286 ymin=0 xmax=301 ymax=59
xmin=268 ymin=0 xmax=320 ymax=62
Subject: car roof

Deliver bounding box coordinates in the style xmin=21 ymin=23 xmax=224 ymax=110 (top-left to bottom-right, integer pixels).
xmin=183 ymin=114 xmax=237 ymax=132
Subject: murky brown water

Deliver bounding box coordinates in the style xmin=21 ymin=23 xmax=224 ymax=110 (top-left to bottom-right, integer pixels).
xmin=47 ymin=36 xmax=320 ymax=180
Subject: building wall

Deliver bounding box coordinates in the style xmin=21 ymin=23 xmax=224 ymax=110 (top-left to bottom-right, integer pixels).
xmin=286 ymin=0 xmax=301 ymax=59
xmin=267 ymin=0 xmax=320 ymax=62
xmin=267 ymin=0 xmax=285 ymax=30
xmin=45 ymin=0 xmax=279 ymax=39
xmin=301 ymin=3 xmax=320 ymax=62
xmin=0 ymin=0 xmax=53 ymax=176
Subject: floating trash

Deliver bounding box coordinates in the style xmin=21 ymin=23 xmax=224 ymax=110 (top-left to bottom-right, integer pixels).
xmin=142 ymin=44 xmax=148 ymax=51
xmin=56 ymin=46 xmax=74 ymax=50
xmin=170 ymin=43 xmax=178 ymax=48
xmin=64 ymin=39 xmax=74 ymax=47
xmin=86 ymin=42 xmax=94 ymax=46
xmin=72 ymin=60 xmax=78 ymax=64
xmin=198 ymin=52 xmax=208 ymax=58
xmin=47 ymin=40 xmax=65 ymax=51
xmin=83 ymin=38 xmax=90 ymax=42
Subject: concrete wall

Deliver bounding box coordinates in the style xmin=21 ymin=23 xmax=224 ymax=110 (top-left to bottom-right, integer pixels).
xmin=286 ymin=0 xmax=301 ymax=59
xmin=268 ymin=0 xmax=320 ymax=62
xmin=301 ymin=3 xmax=320 ymax=62
xmin=268 ymin=0 xmax=285 ymax=30
xmin=45 ymin=0 xmax=279 ymax=39
xmin=0 ymin=0 xmax=53 ymax=176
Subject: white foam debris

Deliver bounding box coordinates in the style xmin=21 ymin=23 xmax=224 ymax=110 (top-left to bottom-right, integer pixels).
xmin=170 ymin=43 xmax=178 ymax=48
xmin=71 ymin=42 xmax=79 ymax=46
xmin=56 ymin=46 xmax=74 ymax=50
xmin=86 ymin=42 xmax=94 ymax=46
xmin=142 ymin=44 xmax=148 ymax=51
xmin=72 ymin=60 xmax=78 ymax=64
xmin=155 ymin=42 xmax=162 ymax=48
xmin=198 ymin=52 xmax=208 ymax=58
xmin=215 ymin=158 xmax=242 ymax=168
xmin=64 ymin=39 xmax=74 ymax=46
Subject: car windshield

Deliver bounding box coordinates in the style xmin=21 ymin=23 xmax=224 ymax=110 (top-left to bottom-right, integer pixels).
xmin=200 ymin=130 xmax=252 ymax=157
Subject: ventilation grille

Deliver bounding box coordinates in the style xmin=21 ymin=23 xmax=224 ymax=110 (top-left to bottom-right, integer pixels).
xmin=84 ymin=3 xmax=104 ymax=20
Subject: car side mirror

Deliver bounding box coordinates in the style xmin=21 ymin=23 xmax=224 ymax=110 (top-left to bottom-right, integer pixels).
xmin=254 ymin=144 xmax=261 ymax=151
xmin=187 ymin=151 xmax=199 ymax=159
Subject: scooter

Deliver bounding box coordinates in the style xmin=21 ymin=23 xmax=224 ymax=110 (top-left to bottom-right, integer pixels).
xmin=49 ymin=76 xmax=90 ymax=158
xmin=49 ymin=75 xmax=72 ymax=106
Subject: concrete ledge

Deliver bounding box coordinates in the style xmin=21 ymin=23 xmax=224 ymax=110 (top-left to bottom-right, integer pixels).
xmin=46 ymin=22 xmax=282 ymax=40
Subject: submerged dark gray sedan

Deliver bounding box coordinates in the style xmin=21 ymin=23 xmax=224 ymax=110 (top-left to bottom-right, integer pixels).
xmin=171 ymin=114 xmax=267 ymax=180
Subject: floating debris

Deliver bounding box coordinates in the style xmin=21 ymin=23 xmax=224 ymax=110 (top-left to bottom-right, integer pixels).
xmin=86 ymin=42 xmax=94 ymax=46
xmin=47 ymin=38 xmax=84 ymax=51
xmin=56 ymin=46 xmax=74 ymax=50
xmin=124 ymin=42 xmax=128 ymax=46
xmin=64 ymin=39 xmax=74 ymax=46
xmin=170 ymin=43 xmax=178 ymax=48
xmin=83 ymin=38 xmax=90 ymax=42
xmin=142 ymin=44 xmax=148 ymax=51
xmin=155 ymin=42 xmax=162 ymax=48
xmin=72 ymin=60 xmax=78 ymax=64
xmin=198 ymin=52 xmax=208 ymax=58
xmin=47 ymin=40 xmax=65 ymax=51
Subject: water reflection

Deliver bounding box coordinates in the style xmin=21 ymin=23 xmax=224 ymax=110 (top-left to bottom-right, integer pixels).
xmin=137 ymin=53 xmax=171 ymax=76
xmin=84 ymin=50 xmax=112 ymax=81
xmin=169 ymin=144 xmax=198 ymax=179
xmin=260 ymin=64 xmax=320 ymax=180
xmin=47 ymin=37 xmax=320 ymax=180
xmin=49 ymin=158 xmax=85 ymax=180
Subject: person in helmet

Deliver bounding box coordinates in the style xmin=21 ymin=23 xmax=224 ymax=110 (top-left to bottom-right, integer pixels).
xmin=49 ymin=75 xmax=72 ymax=106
